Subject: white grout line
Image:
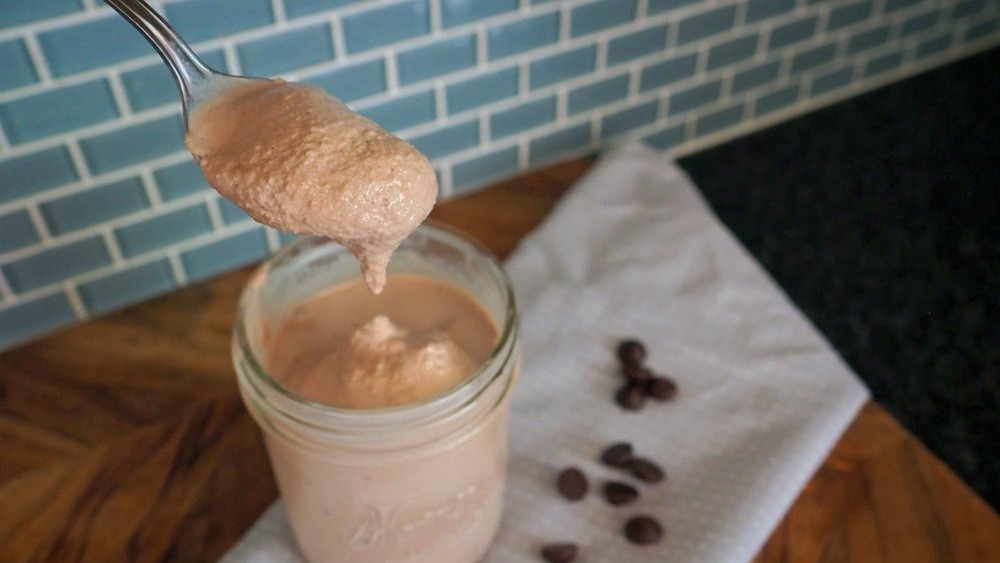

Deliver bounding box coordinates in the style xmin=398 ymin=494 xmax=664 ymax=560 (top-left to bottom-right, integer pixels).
xmin=139 ymin=169 xmax=162 ymax=207
xmin=384 ymin=47 xmax=400 ymax=93
xmin=205 ymin=196 xmax=225 ymax=231
xmin=101 ymin=229 xmax=125 ymax=264
xmin=271 ymin=0 xmax=287 ymax=24
xmin=264 ymin=228 xmax=282 ymax=253
xmin=330 ymin=14 xmax=348 ymax=61
xmin=21 ymin=33 xmax=53 ymax=84
xmin=476 ymin=24 xmax=489 ymax=66
xmin=429 ymin=0 xmax=443 ymax=35
xmin=167 ymin=249 xmax=188 ymax=285
xmin=64 ymin=284 xmax=88 ymax=318
xmin=106 ymin=71 xmax=133 ymax=117
xmin=65 ymin=139 xmax=93 ymax=181
xmin=24 ymin=204 xmax=52 ymax=243
xmin=0 ymin=270 xmax=13 ymax=302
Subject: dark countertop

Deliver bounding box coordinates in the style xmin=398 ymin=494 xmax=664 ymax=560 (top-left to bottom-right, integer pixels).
xmin=679 ymin=47 xmax=999 ymax=509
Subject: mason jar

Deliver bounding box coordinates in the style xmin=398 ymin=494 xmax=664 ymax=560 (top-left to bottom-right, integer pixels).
xmin=233 ymin=224 xmax=520 ymax=563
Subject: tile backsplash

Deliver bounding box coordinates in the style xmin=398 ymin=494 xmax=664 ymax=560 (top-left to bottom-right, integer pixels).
xmin=1 ymin=0 xmax=997 ymax=349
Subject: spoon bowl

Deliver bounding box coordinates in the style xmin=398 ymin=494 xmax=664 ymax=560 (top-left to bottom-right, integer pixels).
xmin=104 ymin=0 xmax=270 ymax=128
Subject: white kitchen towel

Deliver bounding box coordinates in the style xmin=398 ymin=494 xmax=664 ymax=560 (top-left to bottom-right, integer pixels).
xmin=221 ymin=143 xmax=869 ymax=563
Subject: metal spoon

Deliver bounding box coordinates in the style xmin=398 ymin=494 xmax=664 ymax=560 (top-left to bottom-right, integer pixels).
xmin=104 ymin=0 xmax=270 ymax=129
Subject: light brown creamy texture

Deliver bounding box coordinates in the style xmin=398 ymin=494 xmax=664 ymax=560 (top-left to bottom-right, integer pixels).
xmin=186 ymin=81 xmax=437 ymax=293
xmin=267 ymin=274 xmax=498 ymax=408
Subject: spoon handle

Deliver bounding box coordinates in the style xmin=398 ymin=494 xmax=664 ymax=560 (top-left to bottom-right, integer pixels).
xmin=103 ymin=0 xmax=213 ymax=113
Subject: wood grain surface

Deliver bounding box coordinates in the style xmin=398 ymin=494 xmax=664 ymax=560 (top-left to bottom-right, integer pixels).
xmin=1 ymin=158 xmax=998 ymax=562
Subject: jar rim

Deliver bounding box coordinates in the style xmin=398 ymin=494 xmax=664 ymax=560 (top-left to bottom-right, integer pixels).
xmin=234 ymin=222 xmax=518 ymax=432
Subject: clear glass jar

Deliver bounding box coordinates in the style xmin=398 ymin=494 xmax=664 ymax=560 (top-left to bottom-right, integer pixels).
xmin=233 ymin=224 xmax=520 ymax=563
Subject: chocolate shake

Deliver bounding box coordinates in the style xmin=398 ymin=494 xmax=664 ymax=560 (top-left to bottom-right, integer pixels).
xmin=186 ymin=81 xmax=437 ymax=293
xmin=267 ymin=274 xmax=499 ymax=408
xmin=234 ymin=229 xmax=520 ymax=563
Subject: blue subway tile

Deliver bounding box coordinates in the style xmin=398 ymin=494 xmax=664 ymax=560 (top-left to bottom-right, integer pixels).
xmin=440 ymin=0 xmax=517 ymax=28
xmin=811 ymin=66 xmax=854 ymax=96
xmin=154 ymin=160 xmax=211 ymax=202
xmin=644 ymin=123 xmax=685 ymax=150
xmin=648 ymin=0 xmax=700 ymax=15
xmin=696 ymin=103 xmax=744 ymax=136
xmin=677 ymin=5 xmax=737 ymax=45
xmin=731 ymin=60 xmax=781 ymax=94
xmin=755 ymin=83 xmax=799 ymax=116
xmin=568 ymin=74 xmax=629 ymax=115
xmin=900 ymin=11 xmax=939 ymax=37
xmin=669 ymin=80 xmax=721 ymax=115
xmin=115 ymin=204 xmax=213 ymax=258
xmin=965 ymin=18 xmax=998 ymax=41
xmin=358 ymin=89 xmax=435 ymax=132
xmin=397 ymin=34 xmax=476 ymax=86
xmin=490 ymin=96 xmax=557 ymax=139
xmin=0 ymin=40 xmax=37 ymax=92
xmin=768 ymin=16 xmax=818 ymax=50
xmin=0 ymin=146 xmax=79 ymax=204
xmin=304 ymin=59 xmax=387 ymax=102
xmin=640 ymin=53 xmax=697 ymax=91
xmin=452 ymin=146 xmax=519 ymax=192
xmin=0 ymin=293 xmax=76 ymax=350
xmin=122 ymin=50 xmax=227 ymax=111
xmin=529 ymin=123 xmax=591 ymax=166
xmin=0 ymin=0 xmax=81 ymax=29
xmin=607 ymin=25 xmax=668 ymax=66
xmin=602 ymin=100 xmax=658 ymax=140
xmin=41 ymin=177 xmax=149 ymax=235
xmin=78 ymin=259 xmax=177 ymax=315
xmin=847 ymin=26 xmax=891 ymax=55
xmin=488 ymin=12 xmax=560 ymax=60
xmin=790 ymin=42 xmax=837 ymax=74
xmin=865 ymin=50 xmax=905 ymax=77
xmin=409 ymin=119 xmax=479 ymax=160
xmin=217 ymin=197 xmax=252 ymax=225
xmin=79 ymin=115 xmax=186 ymax=175
xmin=164 ymin=0 xmax=273 ymax=43
xmin=3 ymin=236 xmax=111 ymax=293
xmin=0 ymin=80 xmax=118 ymax=146
xmin=446 ymin=67 xmax=519 ymax=114
xmin=285 ymin=0 xmax=362 ymax=18
xmin=39 ymin=15 xmax=153 ymax=77
xmin=342 ymin=0 xmax=429 ymax=54
xmin=706 ymin=34 xmax=759 ymax=71
xmin=182 ymin=228 xmax=269 ymax=282
xmin=529 ymin=44 xmax=597 ymax=90
xmin=884 ymin=0 xmax=921 ymax=12
xmin=915 ymin=34 xmax=952 ymax=59
xmin=0 ymin=210 xmax=39 ymax=254
xmin=746 ymin=0 xmax=795 ymax=23
xmin=571 ymin=0 xmax=637 ymax=37
xmin=952 ymin=0 xmax=986 ymax=19
xmin=827 ymin=0 xmax=874 ymax=32
xmin=238 ymin=24 xmax=334 ymax=76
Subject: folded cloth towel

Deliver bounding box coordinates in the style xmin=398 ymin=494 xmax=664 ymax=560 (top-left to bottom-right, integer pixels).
xmin=221 ymin=143 xmax=869 ymax=562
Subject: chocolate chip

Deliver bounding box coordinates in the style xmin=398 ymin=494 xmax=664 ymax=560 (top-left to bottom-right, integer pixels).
xmin=624 ymin=515 xmax=663 ymax=545
xmin=628 ymin=458 xmax=665 ymax=484
xmin=600 ymin=442 xmax=633 ymax=467
xmin=623 ymin=365 xmax=653 ymax=383
xmin=617 ymin=339 xmax=647 ymax=367
xmin=603 ymin=481 xmax=640 ymax=506
xmin=646 ymin=376 xmax=678 ymax=401
xmin=540 ymin=543 xmax=578 ymax=563
xmin=615 ymin=383 xmax=646 ymax=411
xmin=557 ymin=467 xmax=588 ymax=501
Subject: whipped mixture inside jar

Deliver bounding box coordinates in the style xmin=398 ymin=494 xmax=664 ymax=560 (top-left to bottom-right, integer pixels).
xmin=186 ymin=80 xmax=437 ymax=294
